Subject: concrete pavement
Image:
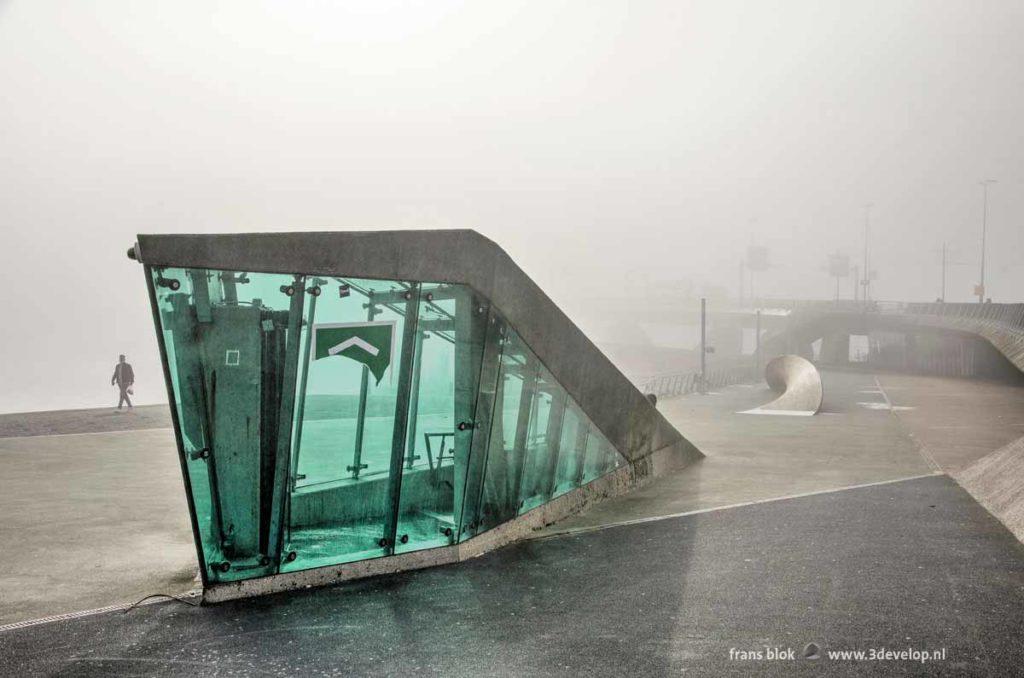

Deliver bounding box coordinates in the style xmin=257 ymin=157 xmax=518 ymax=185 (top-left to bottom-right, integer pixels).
xmin=538 ymin=369 xmax=937 ymax=535
xmin=0 ymin=426 xmax=196 ymax=625
xmin=877 ymin=371 xmax=1024 ymax=473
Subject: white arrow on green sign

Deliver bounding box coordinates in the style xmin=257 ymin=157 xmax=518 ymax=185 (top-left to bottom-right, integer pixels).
xmin=313 ymin=321 xmax=396 ymax=384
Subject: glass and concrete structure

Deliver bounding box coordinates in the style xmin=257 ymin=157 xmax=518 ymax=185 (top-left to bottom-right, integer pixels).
xmin=131 ymin=230 xmax=700 ymax=601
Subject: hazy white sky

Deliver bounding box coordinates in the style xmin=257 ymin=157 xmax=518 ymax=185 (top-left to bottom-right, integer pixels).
xmin=1 ymin=0 xmax=1021 ymax=412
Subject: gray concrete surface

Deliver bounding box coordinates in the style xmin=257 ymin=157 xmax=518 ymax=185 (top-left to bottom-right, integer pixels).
xmin=958 ymin=435 xmax=1024 ymax=543
xmin=538 ymin=369 xmax=936 ymax=534
xmin=0 ymin=427 xmax=196 ymax=625
xmin=877 ymin=372 xmax=1024 ymax=473
xmin=0 ymin=405 xmax=171 ymax=438
xmin=3 ymin=475 xmax=1023 ymax=677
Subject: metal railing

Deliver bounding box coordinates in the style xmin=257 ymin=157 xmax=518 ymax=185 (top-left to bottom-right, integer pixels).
xmin=749 ymin=298 xmax=1024 ymax=330
xmin=636 ymin=360 xmax=761 ymax=398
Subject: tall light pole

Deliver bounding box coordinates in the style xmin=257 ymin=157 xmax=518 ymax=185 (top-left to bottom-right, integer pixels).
xmin=862 ymin=203 xmax=873 ymax=302
xmin=936 ymin=243 xmax=969 ymax=303
xmin=941 ymin=242 xmax=947 ymax=302
xmin=699 ymin=297 xmax=707 ymax=394
xmin=978 ymin=179 xmax=996 ymax=303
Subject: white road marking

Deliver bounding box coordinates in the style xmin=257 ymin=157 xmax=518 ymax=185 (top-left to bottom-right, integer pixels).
xmin=857 ymin=401 xmax=915 ymax=411
xmin=874 ymin=375 xmax=942 ymax=473
xmin=737 ymin=408 xmax=815 ymax=416
xmin=536 ymin=473 xmax=946 ymax=540
xmin=0 ymin=427 xmax=174 ymax=442
xmin=0 ymin=590 xmax=201 ymax=633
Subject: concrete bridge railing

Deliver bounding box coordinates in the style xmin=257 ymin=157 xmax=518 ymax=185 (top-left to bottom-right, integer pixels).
xmin=752 ymin=299 xmax=1024 ymax=374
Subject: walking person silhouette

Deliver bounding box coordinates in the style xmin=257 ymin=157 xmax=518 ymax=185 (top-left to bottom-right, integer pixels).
xmin=111 ymin=354 xmax=135 ymax=410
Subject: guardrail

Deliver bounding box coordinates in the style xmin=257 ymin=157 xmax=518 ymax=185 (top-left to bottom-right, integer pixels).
xmin=636 ymin=361 xmax=760 ymax=398
xmin=749 ymin=298 xmax=1024 ymax=330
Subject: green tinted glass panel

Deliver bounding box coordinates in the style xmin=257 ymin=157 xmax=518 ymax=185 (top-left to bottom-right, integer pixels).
xmin=455 ymin=309 xmax=504 ymax=541
xmin=581 ymin=421 xmax=622 ymax=485
xmin=151 ymin=267 xmax=303 ymax=582
xmin=475 ymin=331 xmax=532 ymax=531
xmin=517 ymin=373 xmax=567 ymax=514
xmin=283 ymin=278 xmax=416 ymax=572
xmin=394 ymin=285 xmax=486 ymax=553
xmin=551 ymin=398 xmax=588 ymax=498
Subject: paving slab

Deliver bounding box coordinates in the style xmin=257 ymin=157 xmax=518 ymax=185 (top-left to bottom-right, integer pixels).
xmin=0 ymin=405 xmax=171 ymax=438
xmin=0 ymin=428 xmax=196 ymax=625
xmin=876 ymin=372 xmax=1024 ymax=473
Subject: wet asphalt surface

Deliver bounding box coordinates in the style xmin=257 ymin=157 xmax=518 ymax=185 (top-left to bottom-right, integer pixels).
xmin=3 ymin=474 xmax=1024 ymax=677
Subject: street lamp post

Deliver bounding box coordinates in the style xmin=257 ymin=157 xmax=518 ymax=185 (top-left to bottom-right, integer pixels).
xmin=700 ymin=297 xmax=707 ymax=394
xmin=941 ymin=242 xmax=947 ymax=302
xmin=862 ymin=203 xmax=873 ymax=302
xmin=978 ymin=179 xmax=996 ymax=303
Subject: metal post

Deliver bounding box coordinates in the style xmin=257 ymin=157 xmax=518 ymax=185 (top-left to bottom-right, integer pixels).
xmin=381 ymin=285 xmax=420 ymax=554
xmin=348 ymin=300 xmax=377 ymax=479
xmin=755 ymin=309 xmax=762 ymax=375
xmin=941 ymin=242 xmax=947 ymax=302
xmin=978 ymin=180 xmax=996 ymax=303
xmin=700 ymin=297 xmax=707 ymax=394
xmin=267 ymin=275 xmax=306 ymax=565
xmin=862 ymin=203 xmax=872 ymax=302
xmin=404 ymin=330 xmax=426 ymax=469
xmin=738 ymin=260 xmax=744 ymax=305
xmin=289 ymin=278 xmax=322 ymax=490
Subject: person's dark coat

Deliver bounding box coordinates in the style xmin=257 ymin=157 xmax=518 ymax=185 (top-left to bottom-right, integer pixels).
xmin=111 ymin=363 xmax=135 ymax=387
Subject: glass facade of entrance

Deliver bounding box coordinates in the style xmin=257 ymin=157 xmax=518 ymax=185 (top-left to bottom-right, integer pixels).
xmin=149 ymin=266 xmax=624 ymax=583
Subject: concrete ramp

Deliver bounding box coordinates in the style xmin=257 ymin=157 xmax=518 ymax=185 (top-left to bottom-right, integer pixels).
xmin=741 ymin=354 xmax=823 ymax=416
xmin=956 ymin=435 xmax=1024 ymax=544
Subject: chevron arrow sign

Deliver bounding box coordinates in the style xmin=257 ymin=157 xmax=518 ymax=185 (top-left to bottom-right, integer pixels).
xmin=313 ymin=321 xmax=396 ymax=384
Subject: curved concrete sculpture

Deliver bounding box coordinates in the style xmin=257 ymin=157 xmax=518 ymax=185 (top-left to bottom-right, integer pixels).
xmin=743 ymin=354 xmax=823 ymax=416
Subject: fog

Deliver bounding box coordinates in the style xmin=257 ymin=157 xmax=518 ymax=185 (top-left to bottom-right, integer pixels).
xmin=1 ymin=0 xmax=1022 ymax=413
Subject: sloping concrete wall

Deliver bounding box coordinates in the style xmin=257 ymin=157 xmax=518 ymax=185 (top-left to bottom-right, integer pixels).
xmin=911 ymin=314 xmax=1024 ymax=375
xmin=956 ymin=435 xmax=1024 ymax=544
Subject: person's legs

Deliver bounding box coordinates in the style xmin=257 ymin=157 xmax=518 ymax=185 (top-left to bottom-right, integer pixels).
xmin=118 ymin=386 xmax=132 ymax=409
